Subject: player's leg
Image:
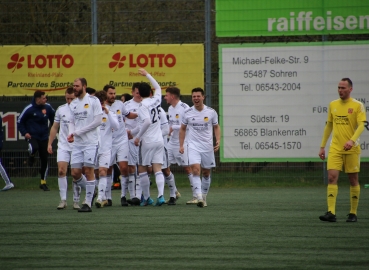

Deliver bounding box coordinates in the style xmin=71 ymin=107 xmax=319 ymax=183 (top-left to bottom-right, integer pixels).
xmin=345 ymin=154 xmax=360 ymax=222
xmin=56 ymin=162 xmax=68 ymax=209
xmin=319 ymin=152 xmax=341 ymax=222
xmin=150 ymin=143 xmax=165 ymax=206
xmin=95 ymin=152 xmax=110 ymax=208
xmin=38 ymin=140 xmax=50 ymax=191
xmin=27 ymin=137 xmax=38 ymax=167
xmin=188 ymin=148 xmax=202 ymax=205
xmin=0 ymin=158 xmax=14 ymax=191
xmin=78 ymin=145 xmax=98 ymax=212
xmin=127 ymin=140 xmax=141 ymax=205
xmin=198 ymin=151 xmax=216 ymax=208
xmin=56 ymin=149 xmax=71 ymax=209
xmin=71 ymin=146 xmax=88 ymax=209
xmin=116 ymin=142 xmax=131 ymax=206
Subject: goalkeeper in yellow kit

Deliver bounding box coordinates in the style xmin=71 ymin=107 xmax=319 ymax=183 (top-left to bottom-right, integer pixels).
xmin=319 ymin=78 xmax=367 ymax=222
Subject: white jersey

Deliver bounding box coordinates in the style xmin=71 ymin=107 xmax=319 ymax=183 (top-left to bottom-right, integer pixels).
xmin=159 ymin=108 xmax=169 ymax=147
xmin=138 ymin=94 xmax=162 ymax=144
xmin=168 ymin=100 xmax=190 ymax=146
xmin=69 ymin=94 xmax=102 ymax=146
xmin=124 ymin=99 xmax=140 ymax=131
xmin=182 ymin=105 xmax=218 ymax=152
xmin=54 ymin=103 xmax=73 ymax=151
xmin=107 ymin=100 xmax=130 ymax=144
xmin=98 ymin=110 xmax=118 ymax=153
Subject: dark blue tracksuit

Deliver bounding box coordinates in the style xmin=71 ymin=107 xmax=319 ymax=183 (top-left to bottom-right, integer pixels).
xmin=17 ymin=98 xmax=55 ymax=180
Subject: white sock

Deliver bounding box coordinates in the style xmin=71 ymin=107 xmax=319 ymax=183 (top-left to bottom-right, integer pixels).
xmin=58 ymin=176 xmax=68 ymax=201
xmin=0 ymin=162 xmax=11 ymax=185
xmin=73 ymin=181 xmax=81 ymax=203
xmin=105 ymin=175 xmax=113 ymax=200
xmin=155 ymin=171 xmax=165 ymax=198
xmin=192 ymin=175 xmax=202 ymax=200
xmin=139 ymin=172 xmax=150 ymax=200
xmin=201 ymin=176 xmax=211 ymax=195
xmin=188 ymin=173 xmax=196 ymax=198
xmin=128 ymin=173 xmax=136 ymax=199
xmin=98 ymin=176 xmax=107 ymax=201
xmin=135 ymin=174 xmax=142 ymax=199
xmin=76 ymin=175 xmax=87 ymax=190
xmin=85 ymin=180 xmax=95 ymax=207
xmin=120 ymin=175 xmax=128 ymax=198
xmin=165 ymin=173 xmax=176 ymax=198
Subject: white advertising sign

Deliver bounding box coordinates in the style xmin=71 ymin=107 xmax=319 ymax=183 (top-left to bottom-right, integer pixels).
xmin=219 ymin=41 xmax=369 ymax=162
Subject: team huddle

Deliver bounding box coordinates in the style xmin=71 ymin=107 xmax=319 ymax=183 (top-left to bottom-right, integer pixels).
xmin=47 ymin=68 xmax=220 ymax=212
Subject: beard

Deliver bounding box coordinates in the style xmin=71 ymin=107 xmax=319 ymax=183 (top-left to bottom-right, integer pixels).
xmin=74 ymin=89 xmax=83 ymax=97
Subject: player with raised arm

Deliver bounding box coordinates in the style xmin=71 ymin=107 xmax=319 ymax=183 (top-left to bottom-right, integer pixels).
xmin=67 ymin=78 xmax=103 ymax=213
xmin=133 ymin=68 xmax=165 ymax=206
xmin=179 ymin=88 xmax=221 ymax=208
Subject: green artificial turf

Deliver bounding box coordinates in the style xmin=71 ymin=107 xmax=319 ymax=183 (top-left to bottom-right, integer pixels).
xmin=0 ymin=187 xmax=368 ymax=269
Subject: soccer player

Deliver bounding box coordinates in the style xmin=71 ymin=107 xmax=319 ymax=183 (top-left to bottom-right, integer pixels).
xmin=179 ymin=87 xmax=221 ymax=208
xmin=125 ymin=83 xmax=143 ymax=206
xmin=0 ymin=115 xmax=14 ymax=191
xmin=133 ymin=68 xmax=165 ymax=206
xmin=47 ymin=87 xmax=76 ymax=209
xmin=318 ymin=78 xmax=366 ymax=222
xmin=93 ymin=90 xmax=119 ymax=208
xmin=103 ymin=85 xmax=137 ymax=207
xmin=165 ymin=87 xmax=195 ymax=203
xmin=158 ymin=106 xmax=179 ymax=205
xmin=17 ymin=90 xmax=55 ymax=191
xmin=67 ymin=78 xmax=103 ymax=213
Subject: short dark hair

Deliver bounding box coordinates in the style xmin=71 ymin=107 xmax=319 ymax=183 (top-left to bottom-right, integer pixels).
xmin=77 ymin=78 xmax=87 ymax=87
xmin=122 ymin=93 xmax=132 ymax=102
xmin=132 ymin=82 xmax=140 ymax=91
xmin=95 ymin=90 xmax=107 ymax=103
xmin=103 ymin=84 xmax=115 ymax=92
xmin=138 ymin=82 xmax=152 ymax=98
xmin=341 ymin=78 xmax=353 ymax=87
xmin=166 ymin=87 xmax=180 ymax=98
xmin=65 ymin=87 xmax=74 ymax=95
xmin=191 ymin=87 xmax=204 ymax=96
xmin=86 ymin=87 xmax=96 ymax=95
xmin=34 ymin=90 xmax=45 ymax=99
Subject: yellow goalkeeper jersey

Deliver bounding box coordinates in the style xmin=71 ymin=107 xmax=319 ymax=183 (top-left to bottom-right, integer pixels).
xmin=327 ymin=97 xmax=366 ymax=154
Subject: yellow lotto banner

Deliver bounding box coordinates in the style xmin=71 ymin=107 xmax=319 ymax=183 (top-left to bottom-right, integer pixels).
xmin=0 ymin=44 xmax=204 ymax=96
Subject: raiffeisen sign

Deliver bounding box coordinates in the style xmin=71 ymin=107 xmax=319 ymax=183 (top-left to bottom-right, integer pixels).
xmin=216 ymin=0 xmax=369 ymax=37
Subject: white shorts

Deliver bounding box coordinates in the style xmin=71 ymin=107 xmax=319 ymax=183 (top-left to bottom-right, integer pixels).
xmin=138 ymin=141 xmax=164 ymax=166
xmin=128 ymin=139 xmax=139 ymax=166
xmin=162 ymin=147 xmax=169 ymax=169
xmin=111 ymin=141 xmax=129 ymax=165
xmin=71 ymin=144 xmax=98 ymax=168
xmin=188 ymin=148 xmax=216 ymax=168
xmin=57 ymin=149 xmax=72 ymax=163
xmin=167 ymin=142 xmax=189 ymax=167
xmin=95 ymin=151 xmax=111 ymax=169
